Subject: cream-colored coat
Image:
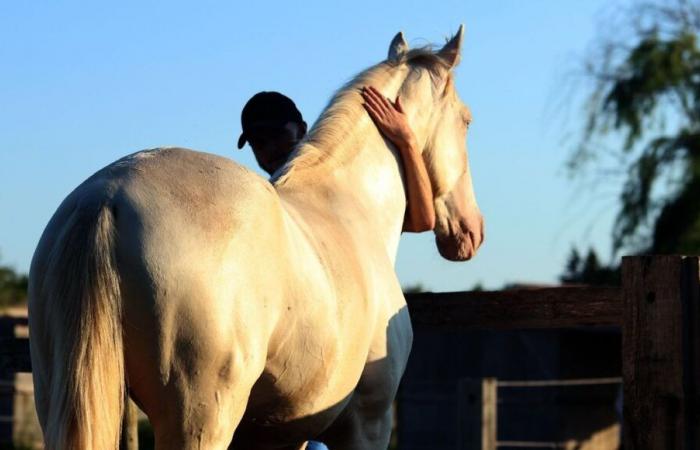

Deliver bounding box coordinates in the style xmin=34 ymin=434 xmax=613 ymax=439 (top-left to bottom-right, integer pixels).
xmin=28 ymin=27 xmax=483 ymax=450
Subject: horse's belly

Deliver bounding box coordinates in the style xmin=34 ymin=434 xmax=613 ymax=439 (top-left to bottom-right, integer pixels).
xmin=236 ymin=317 xmax=371 ymax=444
xmin=238 ymin=397 xmax=349 ymax=443
xmin=235 ymin=370 xmax=355 ymax=446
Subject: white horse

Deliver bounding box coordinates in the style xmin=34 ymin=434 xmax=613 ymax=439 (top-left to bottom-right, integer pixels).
xmin=28 ymin=26 xmax=483 ymax=450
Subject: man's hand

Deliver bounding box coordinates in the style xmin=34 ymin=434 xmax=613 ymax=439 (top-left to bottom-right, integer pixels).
xmin=361 ymin=85 xmax=436 ymax=232
xmin=361 ymin=86 xmax=415 ymax=150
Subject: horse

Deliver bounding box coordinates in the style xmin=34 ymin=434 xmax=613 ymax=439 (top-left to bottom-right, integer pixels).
xmin=28 ymin=26 xmax=483 ymax=449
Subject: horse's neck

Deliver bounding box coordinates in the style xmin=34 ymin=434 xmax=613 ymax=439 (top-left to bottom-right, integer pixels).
xmin=276 ymin=135 xmax=407 ymax=263
xmin=273 ymin=65 xmax=426 ymax=262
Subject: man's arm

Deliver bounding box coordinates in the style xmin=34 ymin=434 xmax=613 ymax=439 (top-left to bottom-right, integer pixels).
xmin=361 ymin=86 xmax=435 ymax=232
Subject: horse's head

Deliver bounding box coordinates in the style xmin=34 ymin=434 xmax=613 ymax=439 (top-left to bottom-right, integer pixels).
xmin=390 ymin=26 xmax=484 ymax=261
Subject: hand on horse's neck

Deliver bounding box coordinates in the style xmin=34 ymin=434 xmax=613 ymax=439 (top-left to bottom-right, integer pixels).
xmin=275 ymin=68 xmax=430 ymax=261
xmin=277 ymin=124 xmax=409 ymax=261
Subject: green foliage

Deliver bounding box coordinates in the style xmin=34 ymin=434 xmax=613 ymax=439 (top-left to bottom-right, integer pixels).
xmin=560 ymin=247 xmax=620 ymax=286
xmin=0 ymin=262 xmax=28 ymax=308
xmin=470 ymin=281 xmax=484 ymax=292
xmin=573 ymin=0 xmax=700 ymax=253
xmin=604 ymin=32 xmax=700 ymax=148
xmin=402 ymin=283 xmax=425 ymax=294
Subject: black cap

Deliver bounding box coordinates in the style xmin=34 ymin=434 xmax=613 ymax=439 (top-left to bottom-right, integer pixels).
xmin=237 ymin=92 xmax=304 ymax=149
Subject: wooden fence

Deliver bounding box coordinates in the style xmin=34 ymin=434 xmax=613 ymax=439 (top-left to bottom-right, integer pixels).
xmin=0 ymin=255 xmax=698 ymax=449
xmin=406 ymin=255 xmax=700 ymax=449
xmin=0 ymin=315 xmax=31 ymax=446
xmin=458 ymin=376 xmax=623 ymax=449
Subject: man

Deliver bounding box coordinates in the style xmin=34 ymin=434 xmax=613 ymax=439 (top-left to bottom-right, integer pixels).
xmin=237 ymin=88 xmax=435 ymax=232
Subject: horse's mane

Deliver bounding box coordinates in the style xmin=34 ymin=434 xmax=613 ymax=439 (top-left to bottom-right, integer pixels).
xmin=272 ymin=47 xmax=452 ymax=186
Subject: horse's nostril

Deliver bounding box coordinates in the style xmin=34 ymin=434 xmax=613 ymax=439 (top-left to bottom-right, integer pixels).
xmin=479 ymin=217 xmax=485 ymax=246
xmin=467 ymin=231 xmax=477 ymax=253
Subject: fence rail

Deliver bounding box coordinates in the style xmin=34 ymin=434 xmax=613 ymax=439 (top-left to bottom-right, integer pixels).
xmin=474 ymin=376 xmax=624 ymax=449
xmin=405 ymin=286 xmax=621 ymax=330
xmin=496 ymin=377 xmax=622 ymax=388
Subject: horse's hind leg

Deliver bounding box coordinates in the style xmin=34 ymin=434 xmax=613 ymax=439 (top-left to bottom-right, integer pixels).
xmin=146 ymin=368 xmax=257 ymax=450
xmin=127 ymin=329 xmax=264 ymax=450
xmin=315 ymin=324 xmax=408 ymax=450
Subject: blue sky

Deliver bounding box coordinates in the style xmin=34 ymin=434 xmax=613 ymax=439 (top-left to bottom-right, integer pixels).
xmin=0 ymin=1 xmax=630 ymax=290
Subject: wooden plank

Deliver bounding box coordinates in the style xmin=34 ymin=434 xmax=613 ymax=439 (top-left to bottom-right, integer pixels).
xmin=622 ymin=255 xmax=699 ymax=449
xmin=0 ymin=318 xmax=23 ymax=445
xmin=0 ymin=338 xmax=31 ymax=373
xmin=481 ymin=378 xmax=497 ymax=450
xmin=406 ymin=287 xmax=622 ymax=330
xmin=119 ymin=399 xmax=138 ymax=450
xmin=497 ymin=377 xmax=621 ymax=388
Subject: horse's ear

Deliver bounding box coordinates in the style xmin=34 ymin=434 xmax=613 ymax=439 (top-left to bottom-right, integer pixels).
xmin=388 ymin=31 xmax=409 ymax=62
xmin=439 ymin=24 xmax=464 ymax=69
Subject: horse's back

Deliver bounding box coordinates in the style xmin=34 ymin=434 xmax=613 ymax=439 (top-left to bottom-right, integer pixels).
xmin=113 ymin=147 xmax=279 ymax=232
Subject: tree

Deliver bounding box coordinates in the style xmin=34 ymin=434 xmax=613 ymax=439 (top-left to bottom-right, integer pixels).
xmin=402 ymin=283 xmax=425 ymax=294
xmin=0 ymin=263 xmax=28 ymax=307
xmin=560 ymin=247 xmax=620 ymax=286
xmin=571 ymin=0 xmax=700 ymax=254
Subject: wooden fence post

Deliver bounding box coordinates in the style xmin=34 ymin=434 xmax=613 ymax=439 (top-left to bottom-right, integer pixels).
xmin=0 ymin=317 xmax=22 ymax=446
xmin=458 ymin=378 xmax=497 ymax=450
xmin=481 ymin=378 xmax=497 ymax=450
xmin=622 ymin=255 xmax=700 ymax=449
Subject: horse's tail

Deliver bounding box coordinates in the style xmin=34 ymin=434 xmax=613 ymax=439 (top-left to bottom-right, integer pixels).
xmin=30 ymin=202 xmax=125 ymax=450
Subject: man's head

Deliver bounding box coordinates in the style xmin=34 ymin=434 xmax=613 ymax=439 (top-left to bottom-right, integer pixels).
xmin=237 ymin=92 xmax=307 ymax=175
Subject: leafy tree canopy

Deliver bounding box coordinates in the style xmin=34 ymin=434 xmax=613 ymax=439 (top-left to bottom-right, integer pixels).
xmin=560 ymin=247 xmax=620 ymax=286
xmin=571 ymin=0 xmax=700 ymax=254
xmin=0 ymin=258 xmax=28 ymax=307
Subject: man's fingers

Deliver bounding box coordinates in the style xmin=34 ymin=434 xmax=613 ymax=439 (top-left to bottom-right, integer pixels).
xmin=365 ymin=85 xmax=405 ymax=115
xmin=362 ymin=87 xmax=385 ymax=111
xmin=368 ymin=86 xmax=384 ymax=99
xmin=363 ymin=101 xmax=384 ymax=123
xmin=363 ymin=93 xmax=385 ymax=117
xmin=365 ymin=86 xmax=387 ymax=109
xmin=363 ymin=90 xmax=388 ymax=118
xmin=369 ymin=86 xmax=393 ymax=110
